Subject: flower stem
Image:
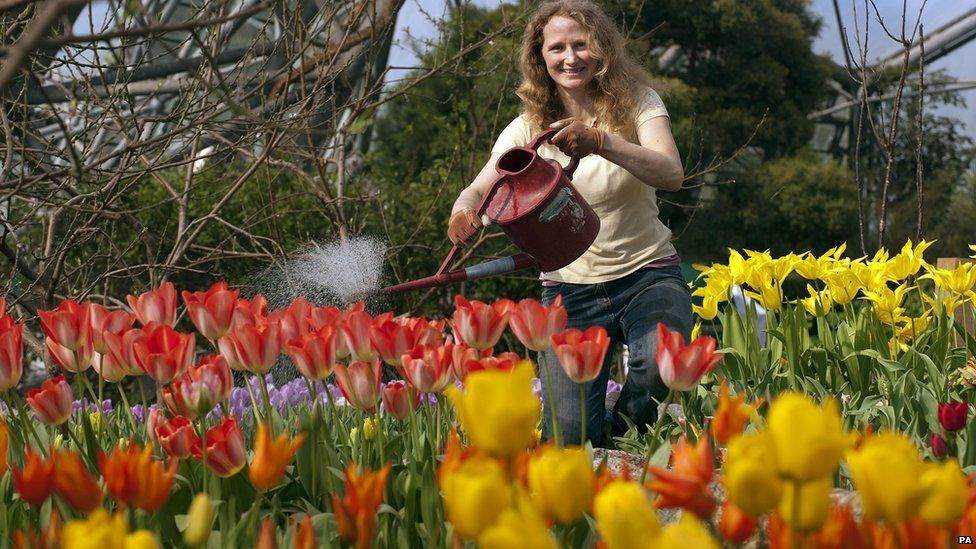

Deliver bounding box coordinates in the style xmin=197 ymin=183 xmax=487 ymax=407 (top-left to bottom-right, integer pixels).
xmin=538 ymin=352 xmax=563 ymax=446
xmin=640 ymin=389 xmax=675 ymax=483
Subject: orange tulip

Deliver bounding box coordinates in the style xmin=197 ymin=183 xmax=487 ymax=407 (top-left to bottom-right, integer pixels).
xmin=452 ymin=295 xmax=513 ymax=351
xmin=0 ymin=312 xmax=23 ymax=391
xmin=334 ymin=360 xmax=382 ymax=412
xmin=381 ymin=380 xmax=419 ymax=420
xmin=810 ymin=504 xmax=867 ymax=549
xmin=719 ymin=501 xmax=756 ymax=544
xmin=332 ymin=462 xmax=391 ymax=549
xmin=248 ymin=422 xmax=307 ymax=492
xmin=646 ymin=435 xmax=717 ymax=519
xmin=656 ymin=322 xmax=722 ymax=391
xmin=225 ymin=315 xmax=282 ymax=375
xmin=133 ymin=322 xmax=195 ymax=383
xmin=292 ymin=515 xmax=317 ymax=549
xmin=182 ymin=281 xmax=239 ymax=340
xmin=191 ymin=417 xmax=246 ymax=477
xmin=551 ymin=326 xmax=611 ymax=383
xmin=508 ymin=295 xmax=568 ymax=352
xmin=284 ymin=325 xmax=338 ymax=380
xmin=13 ymin=509 xmax=60 ymax=549
xmin=711 ymin=380 xmax=763 ymax=445
xmin=340 ymin=309 xmax=378 ymax=362
xmin=88 ymin=303 xmax=136 ymax=355
xmin=26 ymin=375 xmax=73 ymax=425
xmin=268 ymin=297 xmax=312 ymax=343
xmin=154 ymin=415 xmax=201 ymax=459
xmin=401 ymin=343 xmax=454 ymax=393
xmin=52 ymin=449 xmax=102 ymax=513
xmin=12 ymin=449 xmax=54 ymax=507
xmin=126 ymin=281 xmax=177 ymax=326
xmin=99 ymin=442 xmax=177 ymax=511
xmin=255 ymin=517 xmax=278 ymax=549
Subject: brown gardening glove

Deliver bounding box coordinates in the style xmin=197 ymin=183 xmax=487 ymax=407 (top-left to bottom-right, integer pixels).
xmin=550 ymin=118 xmax=605 ymax=157
xmin=448 ymin=208 xmax=483 ymax=244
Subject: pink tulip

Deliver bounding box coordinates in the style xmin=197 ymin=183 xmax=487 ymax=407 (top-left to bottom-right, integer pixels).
xmin=451 ymin=295 xmax=513 ymax=350
xmin=126 ymin=282 xmax=177 ymax=326
xmin=38 ymin=299 xmax=92 ymax=352
xmin=284 ymin=325 xmax=338 ymax=380
xmin=656 ymin=323 xmax=722 ymax=391
xmin=146 ymin=407 xmax=165 ymax=444
xmin=226 ymin=316 xmax=282 ymax=375
xmin=26 ymin=375 xmax=73 ymax=425
xmin=133 ymin=322 xmax=195 ymax=384
xmin=172 ymin=354 xmax=233 ymax=416
xmin=0 ymin=313 xmax=23 ymax=391
xmin=551 ymin=326 xmax=610 ymax=383
xmin=92 ymin=353 xmax=128 ymax=383
xmin=401 ymin=344 xmax=454 ymax=393
xmin=509 ymin=295 xmax=568 ymax=352
xmin=155 ymin=416 xmax=201 ymax=459
xmin=340 ymin=309 xmax=378 ymax=362
xmin=182 ymin=282 xmax=239 ymax=340
xmin=88 ymin=304 xmax=136 ymax=355
xmin=382 ymin=380 xmax=419 ymax=420
xmin=334 ymin=360 xmax=382 ymax=412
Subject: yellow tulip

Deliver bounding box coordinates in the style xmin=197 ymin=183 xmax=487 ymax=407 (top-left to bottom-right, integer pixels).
xmin=658 ymin=514 xmax=720 ymax=548
xmin=62 ymin=509 xmax=161 ymax=549
xmin=886 ymin=239 xmax=933 ymax=280
xmin=778 ymin=477 xmax=832 ymax=532
xmin=123 ymin=531 xmax=161 ymax=549
xmin=861 ymin=283 xmax=911 ymax=325
xmin=593 ymin=480 xmax=661 ymax=549
xmin=744 ymin=278 xmax=783 ymax=311
xmin=362 ymin=417 xmax=377 ymax=441
xmin=800 ymin=284 xmax=833 ymax=317
xmin=847 ymin=432 xmax=929 ymax=523
xmin=446 ymin=361 xmax=540 ymax=456
xmin=478 ymin=490 xmax=557 ymax=549
xmin=727 ymin=249 xmax=751 ymax=286
xmin=922 ymin=262 xmax=976 ymax=296
xmin=527 ymin=446 xmax=594 ymax=523
xmin=919 ymin=460 xmax=967 ymax=525
xmin=823 ymin=267 xmax=862 ymax=305
xmin=184 ymin=493 xmax=214 ymax=547
xmin=440 ymin=457 xmax=510 ymax=540
xmin=693 ymin=294 xmax=721 ymax=321
xmin=767 ymin=393 xmax=851 ymax=481
xmin=723 ymin=431 xmax=783 ymax=516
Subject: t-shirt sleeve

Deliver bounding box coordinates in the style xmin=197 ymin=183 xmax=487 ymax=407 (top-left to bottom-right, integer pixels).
xmin=635 ymin=88 xmax=669 ymax=128
xmin=491 ymin=115 xmax=532 ymax=154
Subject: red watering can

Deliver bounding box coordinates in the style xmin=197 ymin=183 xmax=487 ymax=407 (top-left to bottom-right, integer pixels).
xmin=382 ymin=129 xmax=600 ymax=294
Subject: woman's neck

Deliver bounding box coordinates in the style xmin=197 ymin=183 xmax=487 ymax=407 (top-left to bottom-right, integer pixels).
xmin=557 ymin=88 xmax=596 ymax=124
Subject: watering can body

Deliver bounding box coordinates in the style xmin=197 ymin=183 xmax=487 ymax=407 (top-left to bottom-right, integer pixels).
xmin=382 ymin=129 xmax=600 ymax=295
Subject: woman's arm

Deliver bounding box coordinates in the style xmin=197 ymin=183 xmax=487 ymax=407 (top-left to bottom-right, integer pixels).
xmin=550 ymin=117 xmax=685 ymax=191
xmin=448 ymin=153 xmax=503 ymax=244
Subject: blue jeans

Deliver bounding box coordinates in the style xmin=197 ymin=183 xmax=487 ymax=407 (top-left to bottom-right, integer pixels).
xmin=540 ymin=265 xmax=692 ymax=446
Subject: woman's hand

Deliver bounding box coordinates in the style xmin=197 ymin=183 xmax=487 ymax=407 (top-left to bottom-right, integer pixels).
xmin=448 ymin=208 xmax=483 ymax=244
xmin=549 ymin=118 xmax=604 ymax=157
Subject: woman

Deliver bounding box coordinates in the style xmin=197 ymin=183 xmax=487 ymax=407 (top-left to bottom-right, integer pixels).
xmin=447 ymin=0 xmax=692 ymax=446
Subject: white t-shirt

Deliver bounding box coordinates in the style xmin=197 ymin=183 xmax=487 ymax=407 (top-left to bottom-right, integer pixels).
xmin=490 ymin=88 xmax=677 ymax=284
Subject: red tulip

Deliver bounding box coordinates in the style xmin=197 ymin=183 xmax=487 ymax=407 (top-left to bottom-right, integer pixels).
xmin=52 ymin=449 xmax=103 ymax=512
xmin=401 ymin=344 xmax=454 ymax=393
xmin=88 ymin=303 xmax=136 ymax=355
xmin=382 ymin=380 xmax=419 ymax=420
xmin=284 ymin=325 xmax=338 ymax=380
xmin=26 ymin=375 xmax=73 ymax=425
xmin=225 ymin=316 xmax=282 ymax=375
xmin=451 ymin=295 xmax=513 ymax=350
xmin=455 ymin=352 xmax=520 ymax=381
xmin=127 ymin=281 xmax=177 ymax=326
xmin=551 ymin=326 xmax=610 ymax=383
xmin=340 ymin=309 xmax=378 ymax=362
xmin=929 ymin=433 xmax=948 ymax=458
xmin=191 ymin=417 xmax=246 ymax=477
xmin=370 ymin=314 xmax=413 ymax=367
xmin=334 ymin=360 xmax=382 ymax=412
xmin=155 ymin=415 xmax=201 ymax=459
xmin=269 ymin=297 xmax=313 ymax=343
xmin=309 ymin=304 xmax=342 ymax=331
xmin=230 ymin=294 xmax=268 ymax=328
xmin=182 ymin=281 xmax=239 ymax=340
xmin=133 ymin=322 xmax=195 ymax=384
xmin=101 ymin=327 xmax=144 ymax=378
xmin=0 ymin=313 xmax=23 ymax=391
xmin=172 ymin=354 xmax=233 ymax=416
xmin=38 ymin=299 xmax=92 ymax=352
xmin=509 ymin=295 xmax=568 ymax=352
xmin=719 ymin=501 xmax=757 ymax=544
xmin=12 ymin=449 xmax=54 ymax=507
xmin=656 ymin=323 xmax=722 ymax=391
xmin=160 ymin=384 xmax=195 ymax=419
xmin=938 ymin=401 xmax=969 ymax=433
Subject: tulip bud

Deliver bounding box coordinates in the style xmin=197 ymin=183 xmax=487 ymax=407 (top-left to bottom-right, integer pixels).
xmin=184 ymin=493 xmax=214 ymax=547
xmin=929 ymin=432 xmax=948 ymax=458
xmin=362 ymin=417 xmax=377 ymax=441
xmin=381 ymin=380 xmax=418 ymax=420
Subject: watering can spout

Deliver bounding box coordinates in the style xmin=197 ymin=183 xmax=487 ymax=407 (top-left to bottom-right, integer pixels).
xmin=382 ymin=253 xmax=537 ymax=295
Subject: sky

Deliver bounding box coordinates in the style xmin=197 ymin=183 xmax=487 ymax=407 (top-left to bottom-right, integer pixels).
xmin=389 ymin=0 xmax=976 ymax=136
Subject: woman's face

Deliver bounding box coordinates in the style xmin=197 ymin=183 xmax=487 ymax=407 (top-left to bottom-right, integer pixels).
xmin=541 ymin=16 xmax=596 ymax=93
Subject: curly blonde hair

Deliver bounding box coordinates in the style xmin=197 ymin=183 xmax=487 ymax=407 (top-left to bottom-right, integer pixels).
xmin=516 ymin=0 xmax=656 ymax=137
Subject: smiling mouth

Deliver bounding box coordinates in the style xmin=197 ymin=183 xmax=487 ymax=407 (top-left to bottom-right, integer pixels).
xmin=560 ymin=66 xmax=585 ymax=75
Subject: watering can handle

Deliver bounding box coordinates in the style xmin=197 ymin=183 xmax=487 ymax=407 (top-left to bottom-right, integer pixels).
xmin=526 ymin=128 xmax=581 ymax=180
xmin=436 ymin=173 xmax=506 ymax=276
